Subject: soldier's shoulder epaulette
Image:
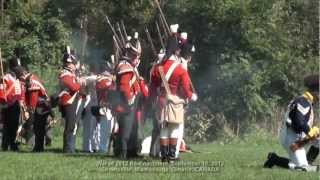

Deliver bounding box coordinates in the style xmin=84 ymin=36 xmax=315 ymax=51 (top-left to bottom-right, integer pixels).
xmin=117 ymin=61 xmax=134 ymax=75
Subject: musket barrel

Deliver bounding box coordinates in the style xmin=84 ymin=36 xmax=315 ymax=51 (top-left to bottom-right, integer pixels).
xmin=121 ymin=20 xmax=128 ymax=39
xmin=155 ymin=21 xmax=165 ymax=50
xmin=145 ymin=27 xmax=157 ymax=57
xmin=116 ymin=22 xmax=126 ymax=46
xmin=105 ymin=16 xmax=124 ymax=49
xmin=154 ymin=0 xmax=170 ymax=33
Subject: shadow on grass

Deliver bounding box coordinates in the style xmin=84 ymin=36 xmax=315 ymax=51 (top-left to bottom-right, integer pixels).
xmin=64 ymin=152 xmax=113 ymax=159
xmin=64 ymin=153 xmax=153 ymax=162
xmin=45 ymin=148 xmax=64 ymax=153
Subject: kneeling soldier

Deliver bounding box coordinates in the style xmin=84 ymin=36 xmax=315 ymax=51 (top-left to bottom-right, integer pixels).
xmin=264 ymin=74 xmax=320 ymax=171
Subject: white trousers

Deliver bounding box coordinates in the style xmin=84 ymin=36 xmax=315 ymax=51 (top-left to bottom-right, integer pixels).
xmin=160 ymin=123 xmax=180 ymax=139
xmin=175 ymin=123 xmax=184 ymax=158
xmin=279 ymin=126 xmax=320 ymax=169
xmin=98 ymin=109 xmax=113 ymax=153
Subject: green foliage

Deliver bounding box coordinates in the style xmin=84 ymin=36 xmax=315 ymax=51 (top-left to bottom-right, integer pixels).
xmin=169 ymin=0 xmax=319 ymax=139
xmin=1 ymin=0 xmax=71 ymax=94
xmin=0 ymin=0 xmax=318 ymax=141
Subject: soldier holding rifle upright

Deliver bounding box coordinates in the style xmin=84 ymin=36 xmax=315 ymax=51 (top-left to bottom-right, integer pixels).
xmin=150 ymin=40 xmax=197 ymax=163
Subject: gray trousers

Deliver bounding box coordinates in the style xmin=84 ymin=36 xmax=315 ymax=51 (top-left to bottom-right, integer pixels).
xmin=62 ymin=99 xmax=84 ymax=153
xmin=98 ymin=113 xmax=113 ymax=153
xmin=82 ymin=103 xmax=98 ymax=152
xmin=150 ymin=115 xmax=160 ymax=157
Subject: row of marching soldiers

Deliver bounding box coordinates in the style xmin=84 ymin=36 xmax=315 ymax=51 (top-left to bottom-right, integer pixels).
xmin=0 ymin=23 xmax=197 ymax=162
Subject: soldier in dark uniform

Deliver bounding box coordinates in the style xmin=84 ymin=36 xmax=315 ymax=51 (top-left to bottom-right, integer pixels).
xmin=264 ymin=75 xmax=319 ymax=171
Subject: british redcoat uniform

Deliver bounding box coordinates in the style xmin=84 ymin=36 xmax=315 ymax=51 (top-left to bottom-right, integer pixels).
xmin=114 ymin=44 xmax=148 ymax=159
xmin=95 ymin=70 xmax=115 ymax=152
xmin=150 ymin=47 xmax=197 ymax=162
xmin=15 ymin=66 xmax=50 ymax=152
xmin=264 ymin=75 xmax=319 ymax=171
xmin=58 ymin=52 xmax=85 ymax=153
xmin=0 ymin=71 xmax=23 ymax=151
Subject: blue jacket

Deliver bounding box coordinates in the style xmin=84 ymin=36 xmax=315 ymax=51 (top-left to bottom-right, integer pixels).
xmin=287 ymin=95 xmax=313 ymax=134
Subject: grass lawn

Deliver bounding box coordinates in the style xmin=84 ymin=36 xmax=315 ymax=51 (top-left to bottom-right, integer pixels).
xmin=0 ymin=128 xmax=319 ymax=180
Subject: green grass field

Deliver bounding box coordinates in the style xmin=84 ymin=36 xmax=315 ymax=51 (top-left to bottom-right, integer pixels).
xmin=0 ymin=128 xmax=319 ymax=180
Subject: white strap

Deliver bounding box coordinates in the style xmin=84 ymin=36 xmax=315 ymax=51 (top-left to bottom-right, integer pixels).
xmin=165 ymin=62 xmax=179 ymax=81
xmin=129 ymin=74 xmax=137 ymax=87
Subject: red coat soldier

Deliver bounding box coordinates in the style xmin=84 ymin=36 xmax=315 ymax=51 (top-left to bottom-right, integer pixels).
xmin=0 ymin=57 xmax=23 ymax=151
xmin=150 ymin=40 xmax=197 ymax=162
xmin=96 ymin=70 xmax=115 ymax=107
xmin=14 ymin=66 xmax=51 ymax=152
xmin=115 ymin=42 xmax=148 ymax=159
xmin=94 ymin=69 xmax=116 ymax=152
xmin=58 ymin=49 xmax=85 ymax=153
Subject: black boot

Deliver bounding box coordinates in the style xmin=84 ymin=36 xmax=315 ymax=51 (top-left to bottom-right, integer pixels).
xmin=264 ymin=152 xmax=289 ymax=169
xmin=160 ymin=145 xmax=168 ymax=162
xmin=10 ymin=142 xmax=19 ymax=152
xmin=273 ymin=153 xmax=289 ymax=169
xmin=307 ymin=146 xmax=319 ymax=165
xmin=264 ymin=152 xmax=276 ymax=168
xmin=168 ymin=145 xmax=177 ymax=163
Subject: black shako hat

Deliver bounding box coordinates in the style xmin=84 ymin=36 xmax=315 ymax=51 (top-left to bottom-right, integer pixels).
xmin=8 ymin=56 xmax=21 ymax=70
xmin=63 ymin=46 xmax=77 ymax=64
xmin=181 ymin=43 xmax=195 ymax=59
xmin=13 ymin=65 xmax=27 ymax=78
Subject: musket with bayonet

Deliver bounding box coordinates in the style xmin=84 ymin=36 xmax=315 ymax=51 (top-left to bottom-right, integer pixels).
xmin=145 ymin=27 xmax=157 ymax=57
xmin=158 ymin=14 xmax=169 ymax=39
xmin=113 ymin=35 xmax=121 ymax=64
xmin=151 ymin=0 xmax=197 ymax=94
xmin=152 ymin=0 xmax=170 ymax=33
xmin=116 ymin=22 xmax=126 ymax=46
xmin=121 ymin=20 xmax=128 ymax=39
xmin=155 ymin=21 xmax=166 ymax=51
xmin=105 ymin=15 xmax=124 ymax=49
